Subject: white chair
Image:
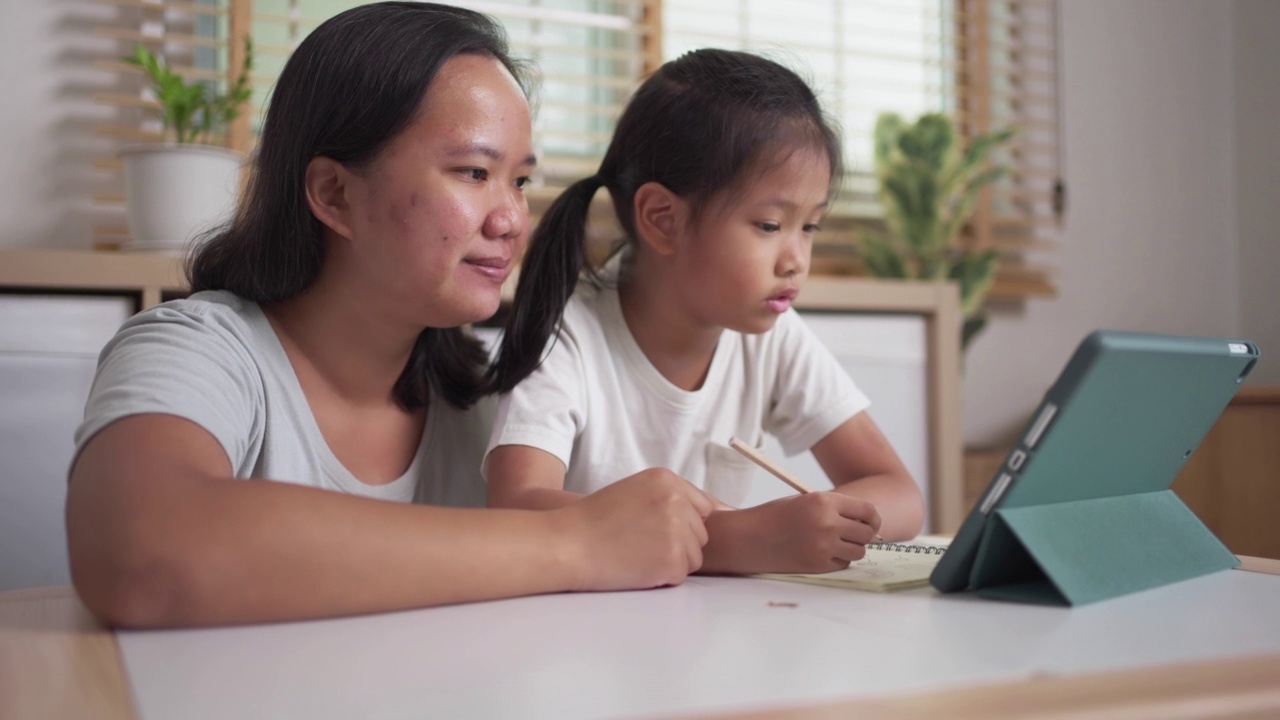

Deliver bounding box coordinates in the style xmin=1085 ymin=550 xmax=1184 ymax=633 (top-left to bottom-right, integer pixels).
xmin=0 ymin=294 xmax=131 ymax=591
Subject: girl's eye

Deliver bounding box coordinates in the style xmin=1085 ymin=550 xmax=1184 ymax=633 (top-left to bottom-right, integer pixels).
xmin=514 ymin=176 xmax=531 ymax=190
xmin=756 ymin=222 xmax=781 ymax=233
xmin=461 ymin=168 xmax=487 ymax=182
xmin=803 ymin=223 xmax=822 ymax=234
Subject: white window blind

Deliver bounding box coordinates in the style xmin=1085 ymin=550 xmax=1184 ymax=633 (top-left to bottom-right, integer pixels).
xmin=87 ymin=0 xmax=1057 ymax=301
xmin=88 ymin=0 xmax=647 ymax=246
xmin=663 ymin=0 xmax=1061 ymax=300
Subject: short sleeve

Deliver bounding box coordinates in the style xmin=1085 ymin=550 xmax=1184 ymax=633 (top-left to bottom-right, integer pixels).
xmin=74 ymin=301 xmax=264 ymax=470
xmin=763 ymin=310 xmax=872 ymax=456
xmin=485 ymin=325 xmax=590 ymax=475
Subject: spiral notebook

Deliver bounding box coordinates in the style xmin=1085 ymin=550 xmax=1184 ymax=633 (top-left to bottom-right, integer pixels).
xmin=756 ymin=541 xmax=947 ymax=592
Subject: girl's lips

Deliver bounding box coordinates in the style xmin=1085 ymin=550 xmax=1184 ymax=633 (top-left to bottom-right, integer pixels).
xmin=764 ymin=288 xmax=798 ymax=313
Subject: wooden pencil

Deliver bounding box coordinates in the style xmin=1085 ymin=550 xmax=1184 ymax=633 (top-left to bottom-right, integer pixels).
xmin=727 ymin=436 xmax=883 ymax=542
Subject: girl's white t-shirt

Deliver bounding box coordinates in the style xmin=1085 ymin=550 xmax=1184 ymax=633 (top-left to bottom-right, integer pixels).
xmin=486 ymin=275 xmax=871 ymax=507
xmin=75 ymin=290 xmax=491 ymax=507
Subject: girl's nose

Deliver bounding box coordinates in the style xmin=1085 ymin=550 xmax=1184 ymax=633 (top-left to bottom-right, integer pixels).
xmin=778 ymin=232 xmax=810 ymax=277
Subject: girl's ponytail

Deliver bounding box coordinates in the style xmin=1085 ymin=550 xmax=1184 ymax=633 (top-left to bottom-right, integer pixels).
xmin=485 ymin=174 xmax=603 ymax=394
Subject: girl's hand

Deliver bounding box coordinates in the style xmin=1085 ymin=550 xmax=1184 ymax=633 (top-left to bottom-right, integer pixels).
xmin=553 ymin=469 xmax=714 ymax=591
xmin=701 ymin=491 xmax=881 ymax=575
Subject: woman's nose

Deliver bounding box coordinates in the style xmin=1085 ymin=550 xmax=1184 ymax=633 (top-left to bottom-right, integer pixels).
xmin=483 ymin=188 xmax=527 ymax=240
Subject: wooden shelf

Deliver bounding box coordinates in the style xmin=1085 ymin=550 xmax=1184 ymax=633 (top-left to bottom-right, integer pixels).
xmin=0 ymin=248 xmax=187 ymax=309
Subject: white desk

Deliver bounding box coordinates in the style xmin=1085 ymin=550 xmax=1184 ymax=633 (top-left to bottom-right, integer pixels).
xmin=104 ymin=564 xmax=1280 ymax=720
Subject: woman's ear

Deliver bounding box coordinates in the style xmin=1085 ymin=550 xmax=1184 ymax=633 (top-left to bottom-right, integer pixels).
xmin=633 ymin=181 xmax=688 ymax=256
xmin=304 ymin=156 xmax=356 ymax=240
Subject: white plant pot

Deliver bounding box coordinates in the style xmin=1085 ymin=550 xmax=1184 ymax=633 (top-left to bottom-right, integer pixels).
xmin=119 ymin=144 xmax=243 ymax=254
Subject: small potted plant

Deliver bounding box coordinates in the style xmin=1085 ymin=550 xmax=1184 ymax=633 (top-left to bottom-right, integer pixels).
xmin=858 ymin=112 xmax=1015 ymax=351
xmin=118 ymin=39 xmax=253 ymax=253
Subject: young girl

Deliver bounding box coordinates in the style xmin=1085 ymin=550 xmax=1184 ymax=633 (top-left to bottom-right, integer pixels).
xmin=66 ymin=2 xmax=713 ymax=628
xmin=486 ymin=49 xmax=925 ymax=575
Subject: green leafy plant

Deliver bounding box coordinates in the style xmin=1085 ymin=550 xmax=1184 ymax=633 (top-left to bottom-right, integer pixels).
xmin=859 ymin=112 xmax=1016 ymax=350
xmin=125 ymin=39 xmax=254 ymax=145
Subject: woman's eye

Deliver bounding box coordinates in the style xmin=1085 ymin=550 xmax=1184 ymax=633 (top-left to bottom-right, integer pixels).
xmin=803 ymin=223 xmax=822 ymax=233
xmin=514 ymin=176 xmax=531 ymax=190
xmin=757 ymin=222 xmax=781 ymax=233
xmin=461 ymin=168 xmax=487 ymax=181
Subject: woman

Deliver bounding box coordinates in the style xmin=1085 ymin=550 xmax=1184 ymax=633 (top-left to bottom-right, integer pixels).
xmin=66 ymin=2 xmax=712 ymax=628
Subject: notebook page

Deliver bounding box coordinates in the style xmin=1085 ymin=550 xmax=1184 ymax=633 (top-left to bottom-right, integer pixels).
xmin=755 ymin=547 xmax=943 ymax=592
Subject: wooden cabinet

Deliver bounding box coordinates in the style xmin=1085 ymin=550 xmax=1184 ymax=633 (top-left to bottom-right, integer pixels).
xmin=1171 ymin=387 xmax=1280 ymax=560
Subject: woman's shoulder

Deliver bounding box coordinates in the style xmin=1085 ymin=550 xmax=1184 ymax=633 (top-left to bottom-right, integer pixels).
xmin=111 ymin=289 xmax=270 ymax=360
xmin=128 ymin=289 xmax=256 ymax=329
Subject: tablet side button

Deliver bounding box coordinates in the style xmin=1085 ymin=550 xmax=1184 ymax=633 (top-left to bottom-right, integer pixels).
xmin=1024 ymin=403 xmax=1059 ymax=449
xmin=1008 ymin=448 xmax=1027 ymax=471
xmin=979 ymin=473 xmax=1015 ymax=515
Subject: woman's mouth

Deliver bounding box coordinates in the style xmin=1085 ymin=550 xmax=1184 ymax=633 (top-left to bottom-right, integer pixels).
xmin=464 ymin=255 xmax=511 ymax=283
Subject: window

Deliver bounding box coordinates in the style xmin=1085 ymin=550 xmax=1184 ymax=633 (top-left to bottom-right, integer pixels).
xmin=89 ymin=0 xmax=1058 ymax=300
xmin=664 ymin=0 xmax=1061 ymax=299
xmin=87 ymin=0 xmax=648 ymax=244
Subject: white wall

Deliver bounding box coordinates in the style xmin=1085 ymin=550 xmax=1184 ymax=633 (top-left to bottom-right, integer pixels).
xmin=0 ymin=1 xmax=118 ymax=250
xmin=1 ymin=1 xmax=1276 ymax=443
xmin=963 ymin=0 xmax=1274 ymax=446
xmin=1232 ymin=0 xmax=1280 ymax=386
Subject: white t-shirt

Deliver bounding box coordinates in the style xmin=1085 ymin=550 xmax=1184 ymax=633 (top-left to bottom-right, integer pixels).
xmin=486 ymin=274 xmax=871 ymax=508
xmin=75 ymin=290 xmax=490 ymax=507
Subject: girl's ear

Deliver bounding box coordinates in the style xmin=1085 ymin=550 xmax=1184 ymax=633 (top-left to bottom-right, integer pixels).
xmin=633 ymin=181 xmax=689 ymax=256
xmin=304 ymin=156 xmax=356 ymax=240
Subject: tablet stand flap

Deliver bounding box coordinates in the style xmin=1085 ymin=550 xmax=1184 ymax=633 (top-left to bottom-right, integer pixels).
xmin=971 ymin=490 xmax=1239 ymax=606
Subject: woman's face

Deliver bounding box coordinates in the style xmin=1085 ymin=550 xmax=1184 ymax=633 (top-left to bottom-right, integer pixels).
xmin=342 ymin=53 xmax=535 ymax=329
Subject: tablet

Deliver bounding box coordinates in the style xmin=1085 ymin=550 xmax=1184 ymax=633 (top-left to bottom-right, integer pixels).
xmin=930 ymin=330 xmax=1260 ymax=594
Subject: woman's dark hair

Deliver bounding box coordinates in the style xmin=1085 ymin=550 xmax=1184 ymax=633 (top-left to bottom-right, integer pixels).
xmin=189 ymin=2 xmax=527 ymax=411
xmin=486 ymin=48 xmax=843 ymax=394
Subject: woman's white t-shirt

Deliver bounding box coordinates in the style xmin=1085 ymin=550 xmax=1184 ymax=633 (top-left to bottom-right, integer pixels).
xmin=486 ymin=275 xmax=870 ymax=508
xmin=75 ymin=290 xmax=490 ymax=507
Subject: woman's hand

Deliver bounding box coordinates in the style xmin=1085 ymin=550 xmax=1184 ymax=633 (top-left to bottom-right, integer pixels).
xmin=700 ymin=491 xmax=881 ymax=575
xmin=552 ymin=468 xmax=714 ymax=591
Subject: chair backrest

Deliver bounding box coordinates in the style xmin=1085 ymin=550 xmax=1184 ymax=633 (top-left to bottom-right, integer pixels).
xmin=0 ymin=294 xmax=131 ymax=591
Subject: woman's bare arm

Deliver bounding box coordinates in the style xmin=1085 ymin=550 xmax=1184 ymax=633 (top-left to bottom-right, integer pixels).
xmin=67 ymin=414 xmax=711 ymax=628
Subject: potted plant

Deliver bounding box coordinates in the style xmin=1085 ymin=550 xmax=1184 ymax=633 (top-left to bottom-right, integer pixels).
xmin=858 ymin=112 xmax=1015 ymax=351
xmin=118 ymin=39 xmax=253 ymax=253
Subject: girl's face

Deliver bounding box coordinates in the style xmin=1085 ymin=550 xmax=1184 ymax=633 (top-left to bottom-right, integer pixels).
xmin=342 ymin=54 xmax=535 ymax=329
xmin=672 ymin=147 xmax=831 ymax=335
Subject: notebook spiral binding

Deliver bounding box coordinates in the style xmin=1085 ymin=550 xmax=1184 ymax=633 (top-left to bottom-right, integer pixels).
xmin=867 ymin=542 xmax=947 ymax=555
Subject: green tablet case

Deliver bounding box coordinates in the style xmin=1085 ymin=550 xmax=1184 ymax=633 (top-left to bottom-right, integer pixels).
xmin=932 ymin=331 xmax=1259 ymax=605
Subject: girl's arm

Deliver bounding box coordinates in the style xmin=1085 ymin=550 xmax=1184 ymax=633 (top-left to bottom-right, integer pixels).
xmin=810 ymin=411 xmax=925 ymax=540
xmin=67 ymin=414 xmax=712 ymax=628
xmin=486 ymin=444 xmax=584 ymax=510
xmin=698 ymin=413 xmax=923 ymax=575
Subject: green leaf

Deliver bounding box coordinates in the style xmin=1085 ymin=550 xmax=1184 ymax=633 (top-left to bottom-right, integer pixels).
xmin=874 ymin=113 xmax=906 ymax=170
xmin=857 ymin=232 xmax=911 ymax=279
xmin=122 ymin=40 xmax=254 ymax=144
xmin=961 ymin=312 xmax=989 ymax=351
xmin=949 ymin=249 xmax=1000 ymax=318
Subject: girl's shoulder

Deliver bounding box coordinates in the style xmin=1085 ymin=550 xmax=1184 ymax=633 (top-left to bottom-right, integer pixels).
xmin=560 ymin=275 xmax=617 ymax=336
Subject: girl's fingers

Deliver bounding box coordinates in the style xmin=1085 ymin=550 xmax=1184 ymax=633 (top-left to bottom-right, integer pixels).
xmin=831 ymin=538 xmax=869 ymax=566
